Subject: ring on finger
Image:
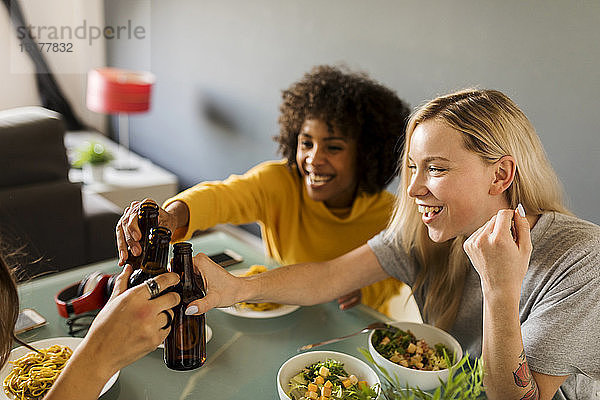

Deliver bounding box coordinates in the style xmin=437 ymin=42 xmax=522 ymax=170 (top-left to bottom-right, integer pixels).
xmin=144 ymin=278 xmax=161 ymax=299
xmin=161 ymin=310 xmax=172 ymax=330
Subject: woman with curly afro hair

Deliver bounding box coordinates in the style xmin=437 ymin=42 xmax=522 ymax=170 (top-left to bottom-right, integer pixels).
xmin=277 ymin=65 xmax=408 ymax=196
xmin=116 ymin=65 xmax=410 ymax=315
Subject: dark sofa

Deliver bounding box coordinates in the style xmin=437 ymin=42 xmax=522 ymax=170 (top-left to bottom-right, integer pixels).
xmin=0 ymin=106 xmax=121 ymax=280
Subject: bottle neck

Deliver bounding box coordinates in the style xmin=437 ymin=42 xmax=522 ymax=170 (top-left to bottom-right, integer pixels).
xmin=142 ymin=243 xmax=169 ymax=275
xmin=138 ymin=214 xmax=159 ymax=243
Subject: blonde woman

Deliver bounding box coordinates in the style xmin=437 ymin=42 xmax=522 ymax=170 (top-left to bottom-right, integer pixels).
xmin=186 ymin=89 xmax=599 ymax=399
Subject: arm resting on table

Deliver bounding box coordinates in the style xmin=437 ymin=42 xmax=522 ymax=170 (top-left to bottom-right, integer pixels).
xmin=190 ymin=243 xmax=389 ymax=314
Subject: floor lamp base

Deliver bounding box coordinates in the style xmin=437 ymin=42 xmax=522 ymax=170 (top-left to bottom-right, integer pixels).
xmin=115 ymin=113 xmax=139 ymax=171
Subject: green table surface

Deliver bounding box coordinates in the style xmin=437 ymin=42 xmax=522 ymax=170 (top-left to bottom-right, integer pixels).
xmin=16 ymin=230 xmax=389 ymax=399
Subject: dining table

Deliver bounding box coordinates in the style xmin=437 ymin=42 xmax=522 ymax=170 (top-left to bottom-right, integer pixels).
xmin=14 ymin=228 xmax=390 ymax=399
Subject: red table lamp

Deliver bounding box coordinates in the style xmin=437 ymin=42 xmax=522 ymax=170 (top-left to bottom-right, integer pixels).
xmin=86 ymin=67 xmax=155 ymax=170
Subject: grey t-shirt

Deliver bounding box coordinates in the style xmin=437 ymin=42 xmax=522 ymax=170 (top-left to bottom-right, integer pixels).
xmin=368 ymin=212 xmax=600 ymax=399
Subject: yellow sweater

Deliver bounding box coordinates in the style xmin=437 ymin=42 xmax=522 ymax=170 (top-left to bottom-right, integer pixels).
xmin=163 ymin=160 xmax=402 ymax=315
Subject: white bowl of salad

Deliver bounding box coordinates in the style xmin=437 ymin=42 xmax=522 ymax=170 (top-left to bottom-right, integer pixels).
xmin=277 ymin=350 xmax=381 ymax=400
xmin=368 ymin=321 xmax=462 ymax=391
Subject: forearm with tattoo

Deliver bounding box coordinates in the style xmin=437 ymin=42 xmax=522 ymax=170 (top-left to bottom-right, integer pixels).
xmin=513 ymin=350 xmax=539 ymax=400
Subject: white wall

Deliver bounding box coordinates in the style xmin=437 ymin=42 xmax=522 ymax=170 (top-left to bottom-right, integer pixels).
xmin=0 ymin=0 xmax=107 ymax=131
xmin=0 ymin=4 xmax=37 ymax=109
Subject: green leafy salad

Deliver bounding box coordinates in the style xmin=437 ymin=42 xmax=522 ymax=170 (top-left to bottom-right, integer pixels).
xmin=372 ymin=326 xmax=450 ymax=371
xmin=287 ymin=359 xmax=379 ymax=400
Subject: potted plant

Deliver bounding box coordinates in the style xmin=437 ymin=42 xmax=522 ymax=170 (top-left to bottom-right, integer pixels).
xmin=72 ymin=141 xmax=113 ymax=183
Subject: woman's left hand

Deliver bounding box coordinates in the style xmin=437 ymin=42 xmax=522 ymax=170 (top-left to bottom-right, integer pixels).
xmin=45 ymin=267 xmax=180 ymax=400
xmin=463 ymin=207 xmax=533 ymax=300
xmin=80 ymin=266 xmax=180 ymax=377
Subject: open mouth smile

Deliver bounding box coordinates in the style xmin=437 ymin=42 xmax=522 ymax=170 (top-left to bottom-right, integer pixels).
xmin=305 ymin=172 xmax=334 ymax=187
xmin=417 ymin=205 xmax=444 ymax=219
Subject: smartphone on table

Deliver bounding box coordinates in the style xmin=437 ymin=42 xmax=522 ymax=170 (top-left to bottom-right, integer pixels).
xmin=14 ymin=308 xmax=47 ymax=334
xmin=208 ymin=249 xmax=243 ymax=268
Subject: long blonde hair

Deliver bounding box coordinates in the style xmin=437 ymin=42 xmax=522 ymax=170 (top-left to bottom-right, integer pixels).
xmin=386 ymin=88 xmax=570 ymax=329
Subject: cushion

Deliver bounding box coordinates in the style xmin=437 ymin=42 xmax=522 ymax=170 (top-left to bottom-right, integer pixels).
xmin=0 ymin=106 xmax=69 ymax=188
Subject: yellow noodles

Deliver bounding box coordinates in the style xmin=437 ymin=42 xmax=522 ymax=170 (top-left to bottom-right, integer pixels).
xmin=238 ymin=301 xmax=282 ymax=312
xmin=3 ymin=344 xmax=72 ymax=400
xmin=237 ymin=265 xmax=282 ymax=312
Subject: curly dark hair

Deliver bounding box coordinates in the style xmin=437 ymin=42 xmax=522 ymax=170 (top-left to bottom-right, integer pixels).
xmin=276 ymin=65 xmax=410 ymax=194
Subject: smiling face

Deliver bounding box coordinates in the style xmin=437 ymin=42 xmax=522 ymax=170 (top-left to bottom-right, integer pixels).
xmin=407 ymin=120 xmax=509 ymax=242
xmin=296 ymin=118 xmax=358 ymax=208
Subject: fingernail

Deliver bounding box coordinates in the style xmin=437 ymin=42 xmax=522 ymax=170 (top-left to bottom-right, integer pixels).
xmin=120 ymin=250 xmax=126 ymax=261
xmin=516 ymin=203 xmax=526 ymax=218
xmin=185 ymin=305 xmax=199 ymax=315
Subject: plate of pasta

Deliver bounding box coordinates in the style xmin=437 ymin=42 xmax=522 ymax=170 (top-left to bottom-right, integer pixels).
xmin=217 ymin=267 xmax=300 ymax=319
xmin=1 ymin=337 xmax=119 ymax=400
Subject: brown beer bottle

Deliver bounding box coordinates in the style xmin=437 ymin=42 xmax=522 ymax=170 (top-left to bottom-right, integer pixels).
xmin=164 ymin=242 xmax=207 ymax=370
xmin=128 ymin=226 xmax=172 ymax=288
xmin=125 ymin=201 xmax=159 ymax=270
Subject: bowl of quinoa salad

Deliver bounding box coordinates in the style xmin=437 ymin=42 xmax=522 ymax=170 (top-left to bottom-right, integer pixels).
xmin=368 ymin=321 xmax=462 ymax=391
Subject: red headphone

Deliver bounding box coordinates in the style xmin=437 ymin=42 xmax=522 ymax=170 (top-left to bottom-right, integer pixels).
xmin=54 ymin=272 xmax=117 ymax=318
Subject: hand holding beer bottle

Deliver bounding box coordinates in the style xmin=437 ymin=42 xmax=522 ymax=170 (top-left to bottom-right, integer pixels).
xmin=123 ymin=201 xmax=159 ymax=270
xmin=116 ymin=199 xmax=190 ymax=267
xmin=128 ymin=227 xmax=172 ymax=289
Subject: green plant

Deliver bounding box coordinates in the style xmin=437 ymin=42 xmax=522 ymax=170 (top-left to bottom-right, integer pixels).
xmin=358 ymin=348 xmax=485 ymax=400
xmin=72 ymin=142 xmax=113 ymax=167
